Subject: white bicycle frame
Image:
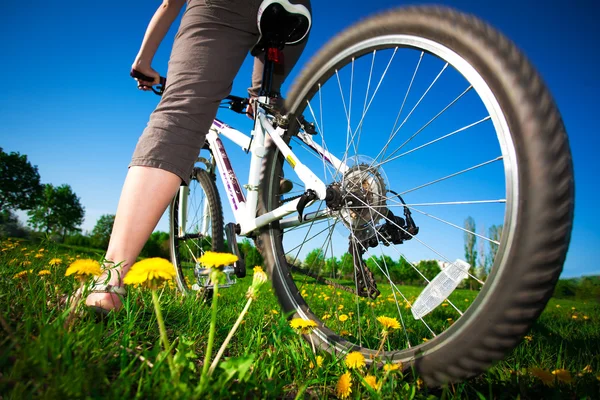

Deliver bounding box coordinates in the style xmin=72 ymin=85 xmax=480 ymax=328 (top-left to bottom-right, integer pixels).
xmin=176 ymin=97 xmax=350 ymax=239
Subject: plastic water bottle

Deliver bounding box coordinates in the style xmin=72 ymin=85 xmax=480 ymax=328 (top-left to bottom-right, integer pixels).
xmin=411 ymin=259 xmax=470 ymax=320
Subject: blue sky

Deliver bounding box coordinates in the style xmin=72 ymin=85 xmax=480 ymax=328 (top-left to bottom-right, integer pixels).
xmin=1 ymin=0 xmax=598 ymax=278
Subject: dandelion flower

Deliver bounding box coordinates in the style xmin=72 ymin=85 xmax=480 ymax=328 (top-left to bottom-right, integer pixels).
xmin=416 ymin=378 xmax=424 ymax=390
xmin=363 ymin=375 xmax=379 ymax=390
xmin=289 ymin=318 xmax=318 ymax=334
xmin=384 ymin=363 xmax=401 ymax=372
xmin=309 ymin=355 xmax=324 ymax=369
xmin=377 ymin=316 xmax=401 ymax=331
xmin=38 ymin=269 xmax=51 ymax=276
xmin=65 ymin=259 xmax=102 ymax=279
xmin=49 ymin=258 xmax=62 ymax=267
xmin=571 ymin=307 xmax=576 ymax=310
xmin=339 ymin=314 xmax=349 ymax=322
xmin=422 ymin=338 xmax=429 ymax=342
xmin=582 ymin=365 xmax=592 ymax=374
xmin=529 ymin=367 xmax=554 ymax=386
xmin=246 ymin=266 xmax=268 ymax=299
xmin=322 ymin=313 xmax=331 ymax=320
xmin=13 ymin=270 xmax=29 ymax=279
xmin=338 ymin=304 xmax=344 ymax=310
xmin=441 ymin=303 xmax=449 ymax=307
xmin=123 ymin=258 xmax=175 ymax=288
xmin=555 ymin=304 xmax=561 ymax=308
xmin=583 ymin=315 xmax=589 ymax=320
xmin=345 ymin=351 xmax=365 ymax=369
xmin=271 ymin=309 xmax=279 ymax=315
xmin=198 ymin=251 xmax=238 ymax=269
xmin=552 ymin=369 xmax=573 ymax=383
xmin=340 ymin=330 xmax=351 ymax=336
xmin=336 ymin=371 xmax=352 ymax=399
xmin=524 ymin=335 xmax=533 ymax=342
xmin=21 ymin=260 xmax=32 ymax=267
xmin=572 ymin=315 xmax=578 ymax=320
xmin=34 ymin=253 xmax=44 ymax=259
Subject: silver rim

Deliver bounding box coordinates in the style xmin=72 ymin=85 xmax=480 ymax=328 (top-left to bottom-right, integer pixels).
xmin=270 ymin=34 xmax=519 ymax=360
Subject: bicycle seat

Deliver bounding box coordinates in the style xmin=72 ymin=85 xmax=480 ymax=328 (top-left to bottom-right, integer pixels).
xmin=251 ymin=0 xmax=311 ymax=56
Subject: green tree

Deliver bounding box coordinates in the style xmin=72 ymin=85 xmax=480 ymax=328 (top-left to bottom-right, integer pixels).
xmin=239 ymin=239 xmax=263 ymax=269
xmin=27 ymin=184 xmax=85 ymax=240
xmin=0 ymin=148 xmax=43 ymax=212
xmin=324 ymin=256 xmax=340 ymax=278
xmin=304 ymin=248 xmax=325 ymax=272
xmin=464 ymin=216 xmax=477 ymax=290
xmin=339 ymin=252 xmax=354 ymax=279
xmin=0 ymin=210 xmax=29 ymax=238
xmin=487 ymin=224 xmax=503 ymax=272
xmin=91 ymin=214 xmax=115 ymax=249
xmin=416 ymin=260 xmax=441 ymax=282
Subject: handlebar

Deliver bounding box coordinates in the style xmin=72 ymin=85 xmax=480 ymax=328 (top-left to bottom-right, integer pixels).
xmin=130 ymin=69 xmax=167 ymax=95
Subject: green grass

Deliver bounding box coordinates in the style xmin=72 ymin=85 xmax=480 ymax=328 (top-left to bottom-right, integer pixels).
xmin=1 ymin=238 xmax=599 ymax=399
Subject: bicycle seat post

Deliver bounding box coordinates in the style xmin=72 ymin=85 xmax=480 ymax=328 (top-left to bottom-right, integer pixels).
xmin=259 ymin=47 xmax=281 ymax=99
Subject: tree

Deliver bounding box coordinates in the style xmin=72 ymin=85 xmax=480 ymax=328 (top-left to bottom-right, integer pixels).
xmin=464 ymin=216 xmax=477 ymax=290
xmin=339 ymin=252 xmax=354 ymax=279
xmin=304 ymin=248 xmax=325 ymax=272
xmin=239 ymin=239 xmax=263 ymax=269
xmin=0 ymin=210 xmax=29 ymax=238
xmin=487 ymin=224 xmax=503 ymax=272
xmin=0 ymin=147 xmax=43 ymax=212
xmin=416 ymin=260 xmax=441 ymax=282
xmin=324 ymin=256 xmax=340 ymax=278
xmin=27 ymin=184 xmax=85 ymax=240
xmin=91 ymin=214 xmax=115 ymax=249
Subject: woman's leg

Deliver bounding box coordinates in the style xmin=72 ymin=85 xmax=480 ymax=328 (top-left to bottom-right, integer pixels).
xmin=85 ymin=166 xmax=182 ymax=310
xmin=86 ymin=0 xmax=264 ymax=312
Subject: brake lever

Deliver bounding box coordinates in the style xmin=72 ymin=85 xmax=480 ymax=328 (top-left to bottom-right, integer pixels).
xmin=130 ymin=69 xmax=167 ymax=96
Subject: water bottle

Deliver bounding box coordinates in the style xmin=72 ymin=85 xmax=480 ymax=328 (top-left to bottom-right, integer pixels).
xmin=411 ymin=259 xmax=470 ymax=320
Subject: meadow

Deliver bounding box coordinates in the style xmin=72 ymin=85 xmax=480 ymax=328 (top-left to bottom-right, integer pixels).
xmin=1 ymin=237 xmax=599 ymax=399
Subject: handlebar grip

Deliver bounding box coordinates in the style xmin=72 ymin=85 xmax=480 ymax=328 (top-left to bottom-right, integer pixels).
xmin=130 ymin=69 xmax=167 ymax=95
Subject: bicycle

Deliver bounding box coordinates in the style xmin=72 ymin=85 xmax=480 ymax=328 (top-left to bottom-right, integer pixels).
xmin=134 ymin=2 xmax=574 ymax=386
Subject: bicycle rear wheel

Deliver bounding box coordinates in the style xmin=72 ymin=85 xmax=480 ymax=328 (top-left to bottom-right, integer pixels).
xmin=170 ymin=167 xmax=224 ymax=292
xmin=257 ymin=6 xmax=574 ymax=385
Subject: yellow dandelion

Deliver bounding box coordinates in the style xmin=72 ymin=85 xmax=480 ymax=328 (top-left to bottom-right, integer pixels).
xmin=289 ymin=318 xmax=318 ymax=334
xmin=336 ymin=372 xmax=352 ymax=399
xmin=339 ymin=314 xmax=349 ymax=322
xmin=552 ymin=369 xmax=573 ymax=383
xmin=13 ymin=270 xmax=29 ymax=279
xmin=524 ymin=335 xmax=533 ymax=342
xmin=583 ymin=315 xmax=589 ymax=320
xmin=340 ymin=330 xmax=351 ymax=336
xmin=442 ymin=303 xmax=449 ymax=307
xmin=529 ymin=367 xmax=554 ymax=387
xmin=198 ymin=251 xmax=238 ymax=269
xmin=49 ymin=258 xmax=62 ymax=267
xmin=422 ymin=338 xmax=429 ymax=342
xmin=338 ymin=304 xmax=344 ymax=310
xmin=555 ymin=304 xmax=561 ymax=308
xmin=271 ymin=309 xmax=279 ymax=315
xmin=309 ymin=355 xmax=324 ymax=369
xmin=345 ymin=351 xmax=365 ymax=369
xmin=572 ymin=315 xmax=578 ymax=320
xmin=76 ymin=255 xmax=81 ymax=258
xmin=464 ymin=298 xmax=469 ymax=302
xmin=34 ymin=253 xmax=44 ymax=259
xmin=323 ymin=295 xmax=330 ymax=301
xmin=123 ymin=258 xmax=175 ymax=288
xmin=38 ymin=269 xmax=51 ymax=276
xmin=416 ymin=378 xmax=424 ymax=390
xmin=383 ymin=363 xmax=401 ymax=372
xmin=39 ymin=248 xmax=45 ymax=251
xmin=65 ymin=259 xmax=102 ymax=279
xmin=377 ymin=316 xmax=401 ymax=331
xmin=322 ymin=313 xmax=331 ymax=320
xmin=447 ymin=318 xmax=453 ymax=322
xmin=571 ymin=307 xmax=576 ymax=310
xmin=21 ymin=260 xmax=32 ymax=267
xmin=582 ymin=365 xmax=592 ymax=374
xmin=363 ymin=375 xmax=379 ymax=390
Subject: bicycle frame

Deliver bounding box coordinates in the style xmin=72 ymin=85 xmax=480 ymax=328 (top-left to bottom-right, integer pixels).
xmin=176 ymin=97 xmax=350 ymax=239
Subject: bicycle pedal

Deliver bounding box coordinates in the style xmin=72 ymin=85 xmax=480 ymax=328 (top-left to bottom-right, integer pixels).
xmin=225 ymin=223 xmax=246 ymax=278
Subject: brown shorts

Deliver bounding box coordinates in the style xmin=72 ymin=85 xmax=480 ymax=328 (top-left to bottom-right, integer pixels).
xmin=130 ymin=0 xmax=311 ymax=185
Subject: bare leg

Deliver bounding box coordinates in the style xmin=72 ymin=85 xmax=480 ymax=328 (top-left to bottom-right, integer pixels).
xmin=85 ymin=165 xmax=182 ymax=311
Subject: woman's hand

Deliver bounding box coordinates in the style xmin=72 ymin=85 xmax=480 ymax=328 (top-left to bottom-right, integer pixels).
xmin=131 ymin=61 xmax=161 ymax=91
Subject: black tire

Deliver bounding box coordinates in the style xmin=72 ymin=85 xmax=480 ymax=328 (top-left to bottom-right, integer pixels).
xmin=257 ymin=6 xmax=574 ymax=386
xmin=170 ymin=167 xmax=224 ymax=293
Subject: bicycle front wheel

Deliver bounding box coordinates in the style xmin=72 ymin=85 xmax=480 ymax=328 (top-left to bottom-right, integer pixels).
xmin=257 ymin=6 xmax=574 ymax=385
xmin=170 ymin=167 xmax=224 ymax=292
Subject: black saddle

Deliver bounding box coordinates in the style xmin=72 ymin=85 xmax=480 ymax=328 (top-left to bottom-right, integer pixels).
xmin=251 ymin=0 xmax=312 ymax=57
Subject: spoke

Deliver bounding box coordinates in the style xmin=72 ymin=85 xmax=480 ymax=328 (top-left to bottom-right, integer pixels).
xmin=303 ymin=101 xmax=337 ymax=179
xmin=348 ymin=199 xmax=506 ymax=208
xmin=404 ymin=205 xmax=501 ymax=245
xmin=400 ymin=156 xmax=503 ymax=196
xmin=384 ymin=52 xmax=424 ymax=160
xmin=375 ymin=62 xmax=448 ymax=163
xmin=349 ymin=193 xmax=484 ymax=286
xmin=374 ymin=116 xmax=491 ymax=169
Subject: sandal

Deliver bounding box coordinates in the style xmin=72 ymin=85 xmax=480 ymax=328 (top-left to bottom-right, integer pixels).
xmin=85 ymin=283 xmax=127 ymax=319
